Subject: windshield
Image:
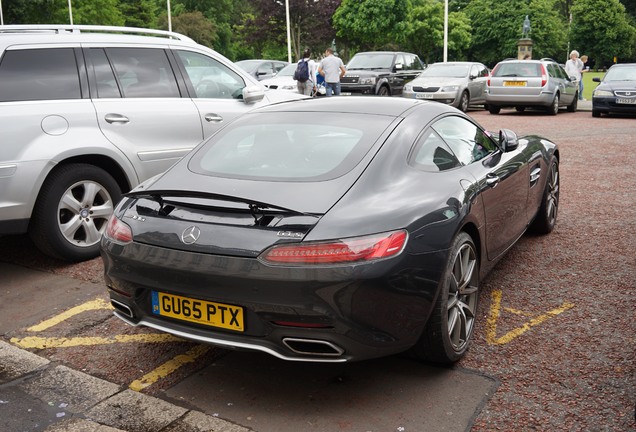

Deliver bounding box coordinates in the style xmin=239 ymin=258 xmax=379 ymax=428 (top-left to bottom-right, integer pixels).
xmin=275 ymin=63 xmax=297 ymax=77
xmin=347 ymin=53 xmax=395 ymax=70
xmin=604 ymin=66 xmax=636 ymax=81
xmin=421 ymin=64 xmax=470 ymax=78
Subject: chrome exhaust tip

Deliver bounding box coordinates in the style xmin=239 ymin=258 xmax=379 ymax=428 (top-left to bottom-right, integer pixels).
xmin=282 ymin=338 xmax=344 ymax=357
xmin=110 ymin=299 xmax=134 ymax=319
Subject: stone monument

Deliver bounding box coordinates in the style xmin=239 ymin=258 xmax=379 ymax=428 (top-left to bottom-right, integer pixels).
xmin=518 ymin=15 xmax=533 ymax=60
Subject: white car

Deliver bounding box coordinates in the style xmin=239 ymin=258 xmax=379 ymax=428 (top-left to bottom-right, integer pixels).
xmin=261 ymin=63 xmax=326 ymax=96
xmin=0 ymin=24 xmax=305 ymax=261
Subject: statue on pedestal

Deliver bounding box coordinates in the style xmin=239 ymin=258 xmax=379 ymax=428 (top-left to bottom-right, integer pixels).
xmin=522 ymin=15 xmax=531 ymax=39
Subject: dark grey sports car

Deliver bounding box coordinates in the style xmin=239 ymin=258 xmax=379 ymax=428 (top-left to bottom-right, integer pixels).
xmin=101 ymin=97 xmax=559 ymax=364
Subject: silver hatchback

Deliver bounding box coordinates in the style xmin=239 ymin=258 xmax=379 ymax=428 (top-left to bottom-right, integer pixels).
xmin=486 ymin=58 xmax=578 ymax=115
xmin=0 ymin=25 xmax=304 ymax=261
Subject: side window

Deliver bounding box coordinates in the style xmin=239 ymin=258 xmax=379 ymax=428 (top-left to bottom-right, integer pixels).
xmin=106 ymin=48 xmax=180 ymax=98
xmin=547 ymin=64 xmax=558 ymax=78
xmin=0 ymin=48 xmax=81 ymax=102
xmin=257 ymin=63 xmax=274 ymax=77
xmin=407 ymin=55 xmax=424 ymax=71
xmin=431 ymin=116 xmax=497 ymax=165
xmin=85 ymin=48 xmax=121 ymax=98
xmin=176 ymin=50 xmax=246 ymax=99
xmin=273 ymin=62 xmax=286 ymax=73
xmin=480 ymin=65 xmax=490 ymax=78
xmin=409 ymin=129 xmax=461 ymax=172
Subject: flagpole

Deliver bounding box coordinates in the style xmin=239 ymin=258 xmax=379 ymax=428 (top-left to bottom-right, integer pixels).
xmin=1 ymin=0 xmax=4 ymax=25
xmin=68 ymin=0 xmax=73 ymax=25
xmin=167 ymin=0 xmax=172 ymax=32
xmin=285 ymin=0 xmax=292 ymax=62
xmin=443 ymin=0 xmax=448 ymax=62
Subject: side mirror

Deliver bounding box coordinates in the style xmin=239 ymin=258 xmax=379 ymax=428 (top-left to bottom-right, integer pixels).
xmin=242 ymin=86 xmax=265 ymax=104
xmin=592 ymin=77 xmax=601 ymax=83
xmin=499 ymin=129 xmax=519 ymax=152
xmin=394 ymin=63 xmax=404 ymax=71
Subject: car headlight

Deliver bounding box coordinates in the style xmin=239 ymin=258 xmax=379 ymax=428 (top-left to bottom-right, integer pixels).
xmin=359 ymin=77 xmax=377 ymax=85
xmin=404 ymin=84 xmax=413 ymax=92
xmin=441 ymin=85 xmax=459 ymax=92
xmin=593 ymin=89 xmax=613 ymax=97
xmin=281 ymin=84 xmax=296 ymax=90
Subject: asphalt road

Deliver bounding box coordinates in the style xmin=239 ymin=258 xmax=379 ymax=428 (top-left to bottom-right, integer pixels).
xmin=1 ymin=101 xmax=635 ymax=432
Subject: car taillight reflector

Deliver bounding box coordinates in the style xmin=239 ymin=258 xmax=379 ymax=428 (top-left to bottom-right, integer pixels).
xmin=541 ymin=64 xmax=548 ymax=87
xmin=105 ymin=214 xmax=132 ymax=244
xmin=260 ymin=230 xmax=407 ymax=265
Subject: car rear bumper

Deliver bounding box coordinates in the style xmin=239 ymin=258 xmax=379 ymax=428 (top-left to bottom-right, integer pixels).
xmin=485 ymin=91 xmax=555 ymax=107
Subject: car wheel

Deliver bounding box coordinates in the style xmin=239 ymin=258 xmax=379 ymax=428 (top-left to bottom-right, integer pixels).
xmin=592 ymin=110 xmax=601 ymax=118
xmin=29 ymin=163 xmax=122 ymax=262
xmin=567 ymin=94 xmax=578 ymax=112
xmin=530 ymin=158 xmax=559 ymax=234
xmin=488 ymin=105 xmax=501 ymax=114
xmin=377 ymin=86 xmax=390 ymax=96
xmin=548 ymin=93 xmax=559 ymax=115
xmin=458 ymin=91 xmax=469 ymax=112
xmin=410 ymin=232 xmax=479 ymax=364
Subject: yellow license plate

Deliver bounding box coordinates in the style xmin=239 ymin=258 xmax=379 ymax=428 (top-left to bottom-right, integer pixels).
xmin=152 ymin=291 xmax=244 ymax=332
xmin=504 ymin=81 xmax=527 ymax=87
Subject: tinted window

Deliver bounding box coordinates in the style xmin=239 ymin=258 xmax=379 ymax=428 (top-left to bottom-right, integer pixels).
xmin=189 ymin=112 xmax=394 ymax=181
xmin=431 ymin=116 xmax=497 ymax=165
xmin=86 ymin=48 xmax=121 ymax=98
xmin=406 ymin=55 xmax=424 ymax=71
xmin=0 ymin=48 xmax=81 ymax=102
xmin=493 ymin=62 xmax=541 ymax=78
xmin=177 ymin=50 xmax=246 ymax=99
xmin=106 ymin=48 xmax=180 ymax=98
xmin=410 ymin=129 xmax=461 ymax=172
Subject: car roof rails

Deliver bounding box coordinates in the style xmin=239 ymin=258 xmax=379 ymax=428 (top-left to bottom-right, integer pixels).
xmin=0 ymin=24 xmax=194 ymax=42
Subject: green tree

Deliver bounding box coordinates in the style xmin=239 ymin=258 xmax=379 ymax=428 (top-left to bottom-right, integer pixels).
xmin=54 ymin=0 xmax=125 ymax=25
xmin=402 ymin=0 xmax=471 ymax=64
xmin=120 ymin=0 xmax=158 ymax=29
xmin=570 ymin=0 xmax=636 ymax=66
xmin=464 ymin=0 xmax=566 ymax=66
xmin=157 ymin=11 xmax=216 ymax=48
xmin=333 ymin=0 xmax=411 ymax=51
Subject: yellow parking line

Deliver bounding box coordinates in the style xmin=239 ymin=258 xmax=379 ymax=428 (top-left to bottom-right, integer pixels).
xmin=129 ymin=344 xmax=211 ymax=391
xmin=10 ymin=333 xmax=181 ymax=349
xmin=27 ymin=298 xmax=112 ymax=332
xmin=486 ymin=289 xmax=574 ymax=345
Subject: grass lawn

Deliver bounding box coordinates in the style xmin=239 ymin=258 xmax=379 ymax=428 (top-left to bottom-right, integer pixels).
xmin=582 ymin=71 xmax=605 ymax=100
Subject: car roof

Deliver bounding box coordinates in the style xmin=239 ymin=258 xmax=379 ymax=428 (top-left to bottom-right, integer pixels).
xmin=246 ymin=96 xmax=451 ymax=118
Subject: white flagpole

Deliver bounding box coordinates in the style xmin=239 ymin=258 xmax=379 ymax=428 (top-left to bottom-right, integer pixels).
xmin=443 ymin=0 xmax=448 ymax=62
xmin=68 ymin=0 xmax=73 ymax=25
xmin=1 ymin=0 xmax=4 ymax=25
xmin=285 ymin=0 xmax=292 ymax=62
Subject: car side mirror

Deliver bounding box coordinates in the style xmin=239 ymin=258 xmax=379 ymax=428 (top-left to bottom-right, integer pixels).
xmin=394 ymin=64 xmax=403 ymax=71
xmin=499 ymin=129 xmax=519 ymax=152
xmin=242 ymin=86 xmax=265 ymax=104
xmin=593 ymin=77 xmax=601 ymax=83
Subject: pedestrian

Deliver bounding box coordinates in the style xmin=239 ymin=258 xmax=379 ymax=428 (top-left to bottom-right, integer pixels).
xmin=318 ymin=47 xmax=346 ymax=97
xmin=295 ymin=48 xmax=318 ymax=97
xmin=579 ymin=55 xmax=589 ymax=100
xmin=565 ymin=50 xmax=586 ymax=101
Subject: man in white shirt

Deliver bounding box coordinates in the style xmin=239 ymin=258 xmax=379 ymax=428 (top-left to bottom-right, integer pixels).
xmin=318 ymin=47 xmax=346 ymax=96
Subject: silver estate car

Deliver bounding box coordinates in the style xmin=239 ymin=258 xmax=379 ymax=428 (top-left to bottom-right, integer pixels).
xmin=0 ymin=25 xmax=304 ymax=262
xmin=402 ymin=61 xmax=489 ymax=112
xmin=486 ymin=58 xmax=578 ymax=115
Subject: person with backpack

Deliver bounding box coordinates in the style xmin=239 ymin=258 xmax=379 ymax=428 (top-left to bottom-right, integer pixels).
xmin=294 ymin=48 xmax=318 ymax=96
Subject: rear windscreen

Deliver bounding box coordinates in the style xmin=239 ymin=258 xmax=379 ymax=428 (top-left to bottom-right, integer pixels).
xmin=189 ymin=111 xmax=395 ymax=181
xmin=493 ymin=62 xmax=542 ymax=78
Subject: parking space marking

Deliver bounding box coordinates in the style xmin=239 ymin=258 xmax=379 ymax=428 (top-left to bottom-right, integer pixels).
xmin=485 ymin=289 xmax=574 ymax=345
xmin=11 ymin=297 xmax=207 ymax=392
xmin=27 ymin=298 xmax=111 ymax=332
xmin=129 ymin=344 xmax=211 ymax=391
xmin=11 ymin=333 xmax=181 ymax=349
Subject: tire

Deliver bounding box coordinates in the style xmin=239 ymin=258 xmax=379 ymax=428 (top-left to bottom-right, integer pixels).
xmin=488 ymin=105 xmax=501 ymax=114
xmin=29 ymin=163 xmax=122 ymax=262
xmin=548 ymin=93 xmax=559 ymax=115
xmin=458 ymin=91 xmax=469 ymax=112
xmin=592 ymin=110 xmax=601 ymax=118
xmin=567 ymin=94 xmax=578 ymax=112
xmin=410 ymin=232 xmax=479 ymax=364
xmin=530 ymin=158 xmax=559 ymax=234
xmin=377 ymin=86 xmax=390 ymax=96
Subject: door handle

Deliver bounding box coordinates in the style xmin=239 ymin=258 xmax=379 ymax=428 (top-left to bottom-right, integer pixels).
xmin=486 ymin=173 xmax=500 ymax=188
xmin=104 ymin=113 xmax=130 ymax=124
xmin=204 ymin=113 xmax=224 ymax=123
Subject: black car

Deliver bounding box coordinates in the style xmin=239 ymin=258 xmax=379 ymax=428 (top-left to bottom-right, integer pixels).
xmin=592 ymin=63 xmax=636 ymax=117
xmin=101 ymin=97 xmax=559 ymax=364
xmin=341 ymin=51 xmax=425 ymax=96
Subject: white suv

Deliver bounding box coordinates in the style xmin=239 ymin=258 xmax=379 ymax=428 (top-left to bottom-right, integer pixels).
xmin=0 ymin=25 xmax=303 ymax=261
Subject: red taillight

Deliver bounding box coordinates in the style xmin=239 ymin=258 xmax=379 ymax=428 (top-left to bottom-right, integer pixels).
xmin=540 ymin=64 xmax=548 ymax=87
xmin=260 ymin=230 xmax=407 ymax=265
xmin=105 ymin=215 xmax=132 ymax=244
